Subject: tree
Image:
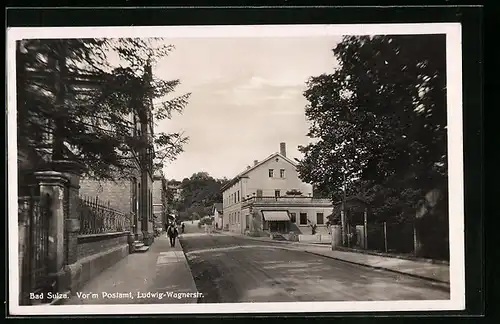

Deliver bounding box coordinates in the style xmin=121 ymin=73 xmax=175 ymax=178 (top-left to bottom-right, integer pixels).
xmin=297 ymin=35 xmax=448 ymax=224
xmin=17 ymin=38 xmax=191 ymax=180
xmin=285 ymin=189 xmax=303 ymax=196
xmin=175 ymin=172 xmax=229 ymax=220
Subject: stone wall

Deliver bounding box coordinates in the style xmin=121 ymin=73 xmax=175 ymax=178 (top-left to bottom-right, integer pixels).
xmin=77 ymin=232 xmax=130 ymax=260
xmin=71 ymin=232 xmax=132 ymax=292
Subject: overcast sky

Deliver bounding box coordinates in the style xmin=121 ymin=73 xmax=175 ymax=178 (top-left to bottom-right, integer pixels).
xmin=153 ymin=36 xmax=341 ymax=181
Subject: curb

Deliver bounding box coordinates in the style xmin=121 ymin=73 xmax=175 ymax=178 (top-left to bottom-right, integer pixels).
xmin=334 ymin=246 xmax=450 ymax=265
xmin=178 ymin=237 xmax=201 ymax=304
xmin=225 ymin=232 xmax=450 ymax=288
xmin=303 ymin=250 xmax=450 ymax=290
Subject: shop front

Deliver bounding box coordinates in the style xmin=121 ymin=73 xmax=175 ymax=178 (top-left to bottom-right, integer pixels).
xmin=262 ymin=210 xmax=291 ymax=234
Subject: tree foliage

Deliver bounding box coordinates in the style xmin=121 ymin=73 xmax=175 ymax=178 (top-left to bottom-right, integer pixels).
xmin=170 ymin=172 xmax=229 ymax=221
xmin=17 ymin=38 xmax=191 ymax=180
xmin=285 ymin=189 xmax=303 ymax=196
xmin=297 ymin=35 xmax=448 ymax=223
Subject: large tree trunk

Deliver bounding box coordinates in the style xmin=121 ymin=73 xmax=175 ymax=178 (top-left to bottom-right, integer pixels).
xmin=51 ymin=41 xmax=68 ymax=161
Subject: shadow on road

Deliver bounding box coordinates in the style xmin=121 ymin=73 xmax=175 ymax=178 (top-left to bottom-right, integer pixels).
xmin=179 ymin=234 xmax=450 ymax=303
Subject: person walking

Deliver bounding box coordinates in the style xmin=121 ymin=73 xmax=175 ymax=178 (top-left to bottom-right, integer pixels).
xmin=181 ymin=222 xmax=185 ymax=234
xmin=166 ymin=223 xmax=179 ymax=247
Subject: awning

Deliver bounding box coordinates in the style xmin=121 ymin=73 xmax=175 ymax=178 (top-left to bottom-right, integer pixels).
xmin=262 ymin=211 xmax=290 ymax=221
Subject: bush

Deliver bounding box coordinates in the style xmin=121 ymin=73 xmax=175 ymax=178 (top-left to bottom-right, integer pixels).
xmin=288 ymin=232 xmax=299 ymax=242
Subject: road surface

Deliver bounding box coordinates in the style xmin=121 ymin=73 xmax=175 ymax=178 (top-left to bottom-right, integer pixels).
xmin=179 ymin=233 xmax=450 ymax=303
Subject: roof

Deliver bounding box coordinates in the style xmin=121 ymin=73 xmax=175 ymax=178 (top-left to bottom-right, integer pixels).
xmin=212 ymin=203 xmax=223 ymax=213
xmin=221 ymin=152 xmax=297 ymax=192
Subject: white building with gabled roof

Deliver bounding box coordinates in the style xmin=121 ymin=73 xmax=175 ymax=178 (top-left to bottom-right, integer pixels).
xmin=221 ymin=142 xmax=333 ymax=235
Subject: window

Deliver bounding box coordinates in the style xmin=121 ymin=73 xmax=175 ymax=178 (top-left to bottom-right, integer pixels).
xmin=256 ymin=189 xmax=263 ymax=197
xmin=238 ymin=212 xmax=240 ymax=223
xmin=299 ymin=213 xmax=308 ymax=225
xmin=316 ymin=213 xmax=324 ymax=225
xmin=237 ymin=191 xmax=240 ymax=202
xmin=269 ymin=169 xmax=274 ymax=177
xmin=280 ymin=169 xmax=285 ymax=178
xmin=275 ymin=190 xmax=281 ymax=198
xmin=289 ymin=212 xmax=297 ymax=223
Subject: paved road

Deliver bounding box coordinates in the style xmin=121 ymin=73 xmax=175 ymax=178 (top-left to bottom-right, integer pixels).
xmin=179 ymin=234 xmax=450 ymax=303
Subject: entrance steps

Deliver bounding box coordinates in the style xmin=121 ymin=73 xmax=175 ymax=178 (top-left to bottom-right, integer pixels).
xmin=133 ymin=240 xmax=150 ymax=253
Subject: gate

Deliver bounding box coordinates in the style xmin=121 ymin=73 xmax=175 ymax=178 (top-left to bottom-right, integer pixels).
xmin=18 ymin=193 xmax=53 ymax=305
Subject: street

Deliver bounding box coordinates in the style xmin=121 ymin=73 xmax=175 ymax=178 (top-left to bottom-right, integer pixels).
xmin=180 ymin=234 xmax=450 ymax=303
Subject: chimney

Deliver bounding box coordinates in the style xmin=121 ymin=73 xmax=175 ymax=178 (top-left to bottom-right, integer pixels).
xmin=254 ymin=160 xmax=258 ymax=166
xmin=280 ymin=142 xmax=286 ymax=157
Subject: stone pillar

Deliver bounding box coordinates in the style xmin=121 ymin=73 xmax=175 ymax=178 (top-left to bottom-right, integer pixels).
xmin=330 ymin=225 xmax=342 ymax=250
xmin=51 ymin=160 xmax=84 ymax=293
xmin=33 ymin=170 xmax=70 ymax=294
xmin=356 ymin=225 xmax=365 ymax=248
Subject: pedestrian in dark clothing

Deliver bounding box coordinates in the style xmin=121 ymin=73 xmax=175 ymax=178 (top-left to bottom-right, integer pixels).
xmin=181 ymin=223 xmax=185 ymax=234
xmin=167 ymin=224 xmax=179 ymax=247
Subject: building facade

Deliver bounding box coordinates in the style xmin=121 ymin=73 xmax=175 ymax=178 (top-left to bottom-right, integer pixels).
xmin=153 ymin=168 xmax=168 ymax=231
xmin=211 ymin=203 xmax=223 ymax=230
xmin=221 ymin=142 xmax=333 ymax=235
xmin=79 ymin=64 xmax=156 ymax=245
xmin=166 ymin=181 xmax=182 ymax=201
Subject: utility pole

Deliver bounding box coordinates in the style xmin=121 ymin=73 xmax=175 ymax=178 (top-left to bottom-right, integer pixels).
xmin=341 ymin=171 xmax=347 ymax=247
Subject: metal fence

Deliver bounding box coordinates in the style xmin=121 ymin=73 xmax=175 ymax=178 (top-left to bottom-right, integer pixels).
xmin=18 ymin=194 xmax=53 ymax=305
xmin=365 ymin=221 xmax=415 ymax=254
xmin=78 ymin=196 xmax=131 ymax=235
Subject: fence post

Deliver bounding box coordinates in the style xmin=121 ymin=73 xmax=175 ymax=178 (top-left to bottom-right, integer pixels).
xmin=383 ymin=221 xmax=388 ymax=253
xmin=363 ymin=208 xmax=368 ymax=249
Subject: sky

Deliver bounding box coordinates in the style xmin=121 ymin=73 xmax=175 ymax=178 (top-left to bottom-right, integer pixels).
xmin=152 ymin=36 xmax=341 ymax=181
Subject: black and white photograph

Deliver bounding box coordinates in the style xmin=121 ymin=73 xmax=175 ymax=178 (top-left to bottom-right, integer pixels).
xmin=7 ymin=23 xmax=465 ymax=315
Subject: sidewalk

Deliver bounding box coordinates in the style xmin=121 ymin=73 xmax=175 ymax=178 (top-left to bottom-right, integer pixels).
xmin=217 ymin=231 xmax=450 ymax=285
xmin=62 ymin=235 xmax=199 ymax=305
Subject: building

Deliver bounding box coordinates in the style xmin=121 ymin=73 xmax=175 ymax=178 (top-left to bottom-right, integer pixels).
xmin=166 ymin=180 xmax=182 ymax=201
xmin=153 ymin=168 xmax=168 ymax=232
xmin=79 ymin=64 xmax=156 ymax=245
xmin=210 ymin=203 xmax=223 ymax=229
xmin=221 ymin=142 xmax=333 ymax=235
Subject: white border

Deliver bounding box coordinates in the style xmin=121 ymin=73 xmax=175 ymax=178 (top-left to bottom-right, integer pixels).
xmin=7 ymin=23 xmax=464 ymax=315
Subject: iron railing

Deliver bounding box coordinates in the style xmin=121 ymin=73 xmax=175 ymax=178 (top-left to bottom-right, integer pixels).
xmin=78 ymin=196 xmax=132 ymax=235
xmin=18 ymin=194 xmax=52 ymax=305
xmin=241 ymin=196 xmax=332 ymax=207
